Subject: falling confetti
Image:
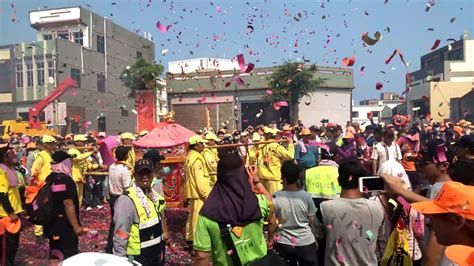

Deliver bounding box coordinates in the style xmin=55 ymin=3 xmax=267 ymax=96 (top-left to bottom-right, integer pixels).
xmin=342 ymin=55 xmax=355 ymax=67
xmin=429 ymin=39 xmax=441 ymax=50
xmin=156 ymin=20 xmax=172 ymax=32
xmin=361 ymin=31 xmax=383 ymax=46
xmin=376 ymin=82 xmax=383 ymax=90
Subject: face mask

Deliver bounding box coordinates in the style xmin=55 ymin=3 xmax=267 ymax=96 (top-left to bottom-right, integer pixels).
xmin=161 ymin=166 xmax=171 ymax=175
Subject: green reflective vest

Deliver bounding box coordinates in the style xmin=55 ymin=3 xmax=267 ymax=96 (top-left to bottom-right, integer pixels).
xmin=126 ymin=186 xmax=166 ymax=256
xmin=305 ymin=165 xmax=341 ymax=199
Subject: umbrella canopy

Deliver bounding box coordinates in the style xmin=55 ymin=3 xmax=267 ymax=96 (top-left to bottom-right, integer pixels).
xmin=133 ymin=122 xmax=195 ymax=148
xmin=99 ymin=135 xmax=119 ymax=165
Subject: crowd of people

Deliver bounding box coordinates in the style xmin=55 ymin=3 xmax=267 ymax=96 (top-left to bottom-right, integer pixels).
xmin=0 ymin=115 xmax=473 ymax=266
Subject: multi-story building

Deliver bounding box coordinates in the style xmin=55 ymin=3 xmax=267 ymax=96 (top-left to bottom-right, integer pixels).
xmin=359 ymin=92 xmax=403 ymax=106
xmin=406 ymin=34 xmax=473 ymax=122
xmin=166 ymin=58 xmax=354 ymax=131
xmin=0 ymin=6 xmax=155 ymax=133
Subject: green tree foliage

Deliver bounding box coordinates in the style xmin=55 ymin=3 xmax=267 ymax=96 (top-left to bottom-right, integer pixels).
xmin=264 ymin=62 xmax=326 ymax=122
xmin=120 ymin=58 xmax=165 ymax=98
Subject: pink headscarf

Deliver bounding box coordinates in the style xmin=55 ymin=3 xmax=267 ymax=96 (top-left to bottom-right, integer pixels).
xmin=0 ymin=163 xmax=19 ymax=187
xmin=52 ymin=158 xmax=72 ymax=176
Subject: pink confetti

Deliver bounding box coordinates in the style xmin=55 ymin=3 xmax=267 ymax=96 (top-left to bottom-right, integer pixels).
xmin=290 ymin=236 xmax=298 ymax=246
xmin=336 ymin=238 xmax=342 ymax=247
xmin=266 ymin=90 xmax=273 ymax=95
xmin=342 ymin=55 xmax=355 ymax=67
xmin=326 ymin=224 xmax=333 ymax=230
xmin=273 ymin=234 xmax=282 ymax=241
xmin=32 ymin=200 xmax=38 ymax=211
xmin=226 ymin=250 xmax=234 ymax=255
xmin=336 ymin=255 xmax=345 ymax=263
xmin=51 ymin=184 xmax=66 ymax=192
xmin=51 ymin=249 xmax=64 ymax=261
xmin=236 ymin=54 xmax=255 ymax=73
xmin=348 ymin=175 xmax=353 ymax=181
xmin=233 ymin=76 xmax=246 ymax=86
xmin=277 ymin=101 xmax=288 ymax=107
xmin=156 ymin=20 xmax=171 ymax=32
xmin=11 ymin=10 xmax=16 ymax=22
xmin=360 ymin=66 xmax=365 ymax=76
xmin=376 ymin=82 xmax=383 ymax=90
xmin=385 ymin=50 xmax=397 ymax=64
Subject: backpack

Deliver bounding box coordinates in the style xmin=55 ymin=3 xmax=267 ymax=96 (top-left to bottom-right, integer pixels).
xmin=25 ymin=174 xmax=56 ymax=226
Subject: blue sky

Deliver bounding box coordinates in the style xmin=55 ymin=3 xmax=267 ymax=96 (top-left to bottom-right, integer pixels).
xmin=1 ymin=0 xmax=473 ymax=101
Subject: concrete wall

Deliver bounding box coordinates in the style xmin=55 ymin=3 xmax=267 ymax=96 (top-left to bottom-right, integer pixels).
xmin=446 ymin=40 xmax=474 ymax=82
xmin=429 ymin=82 xmax=473 ymax=121
xmin=298 ymin=88 xmax=352 ymax=126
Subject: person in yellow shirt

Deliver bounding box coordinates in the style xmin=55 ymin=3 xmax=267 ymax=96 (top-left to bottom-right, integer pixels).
xmin=30 ymin=135 xmax=56 ymax=239
xmin=202 ymin=132 xmax=220 ymax=187
xmin=31 ymin=135 xmax=56 ymax=184
xmin=0 ymin=144 xmax=23 ymax=265
xmin=257 ymin=128 xmax=294 ymax=195
xmin=68 ymin=135 xmax=99 ymax=207
xmin=247 ymin=132 xmax=262 ymax=166
xmin=119 ymin=132 xmax=136 ymax=168
xmin=184 ymin=135 xmax=211 ymax=253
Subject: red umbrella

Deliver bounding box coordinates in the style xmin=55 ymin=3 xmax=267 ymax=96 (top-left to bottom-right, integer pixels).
xmin=133 ymin=122 xmax=195 ymax=148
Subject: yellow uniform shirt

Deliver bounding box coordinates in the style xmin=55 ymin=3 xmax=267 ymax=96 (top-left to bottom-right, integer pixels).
xmin=257 ymin=142 xmax=294 ymax=181
xmin=125 ymin=148 xmax=136 ymax=169
xmin=184 ymin=150 xmax=211 ymax=200
xmin=202 ymin=148 xmax=218 ymax=186
xmin=247 ymin=146 xmax=259 ymax=166
xmin=0 ymin=169 xmax=23 ymax=216
xmin=30 ymin=150 xmax=53 ymax=182
xmin=68 ymin=148 xmax=94 ymax=183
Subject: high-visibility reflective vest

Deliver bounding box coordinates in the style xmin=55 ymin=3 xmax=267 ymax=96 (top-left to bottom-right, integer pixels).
xmin=305 ymin=165 xmax=341 ymax=199
xmin=126 ymin=186 xmax=165 ymax=256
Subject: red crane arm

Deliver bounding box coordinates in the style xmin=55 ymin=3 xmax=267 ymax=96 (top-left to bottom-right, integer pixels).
xmin=28 ymin=77 xmax=77 ymax=130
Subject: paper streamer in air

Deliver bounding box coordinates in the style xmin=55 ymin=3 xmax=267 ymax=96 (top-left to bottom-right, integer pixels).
xmin=342 ymin=56 xmax=355 ymax=67
xmin=361 ymin=31 xmax=383 ymax=46
xmin=236 ymin=54 xmax=255 ymax=73
xmin=429 ymin=39 xmax=441 ymax=50
xmin=156 ymin=21 xmax=172 ymax=32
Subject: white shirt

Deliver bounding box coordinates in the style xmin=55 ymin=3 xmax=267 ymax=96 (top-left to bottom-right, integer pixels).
xmin=108 ymin=163 xmax=132 ymax=196
xmin=371 ymin=141 xmax=402 ymax=167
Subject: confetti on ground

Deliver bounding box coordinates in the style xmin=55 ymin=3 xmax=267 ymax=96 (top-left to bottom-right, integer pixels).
xmin=16 ymin=206 xmax=193 ymax=265
xmin=366 ymin=230 xmax=374 ymax=240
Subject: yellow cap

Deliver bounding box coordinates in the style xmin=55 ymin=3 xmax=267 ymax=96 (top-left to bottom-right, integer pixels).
xmin=252 ymin=132 xmax=261 ymax=142
xmin=263 ymin=127 xmax=272 ymax=134
xmin=271 ymin=128 xmax=280 ymax=135
xmin=120 ymin=132 xmax=136 ymax=140
xmin=189 ymin=135 xmax=208 ymax=145
xmin=73 ymin=134 xmax=88 ymax=142
xmin=42 ymin=135 xmax=56 ymax=143
xmin=205 ymin=132 xmax=220 ymax=142
xmin=300 ymin=128 xmax=311 ymax=135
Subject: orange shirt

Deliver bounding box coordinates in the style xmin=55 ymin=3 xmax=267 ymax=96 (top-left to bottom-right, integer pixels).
xmin=397 ymin=136 xmax=418 ymax=172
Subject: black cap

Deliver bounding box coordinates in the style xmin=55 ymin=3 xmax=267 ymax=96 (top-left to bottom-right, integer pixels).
xmin=52 ymin=150 xmax=73 ymax=164
xmin=457 ymin=135 xmax=474 ymax=151
xmin=134 ymin=159 xmax=154 ymax=173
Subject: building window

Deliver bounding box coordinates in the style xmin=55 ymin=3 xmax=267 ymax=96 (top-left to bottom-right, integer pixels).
xmin=37 ymin=62 xmax=45 ymax=86
xmin=136 ymin=51 xmax=142 ymax=58
xmin=43 ymin=34 xmax=53 ymax=40
xmin=73 ymin=31 xmax=84 ymax=45
xmin=352 ymin=111 xmax=359 ymax=118
xmin=57 ymin=31 xmax=69 ymax=41
xmin=71 ymin=68 xmax=81 ymax=88
xmin=15 ymin=64 xmax=23 ymax=88
xmin=448 ymin=49 xmax=463 ymax=61
xmin=47 ymin=60 xmax=55 ymax=80
xmin=26 ymin=63 xmax=33 ymax=87
xmin=97 ymin=35 xmax=105 ymax=53
xmin=97 ymin=74 xmax=106 ymax=92
xmin=98 ymin=116 xmax=106 ymax=132
xmin=121 ymin=109 xmax=128 ymax=117
xmin=372 ymin=111 xmax=379 ymax=118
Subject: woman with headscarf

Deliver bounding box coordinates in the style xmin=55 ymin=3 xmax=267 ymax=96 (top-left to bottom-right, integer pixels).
xmin=193 ymin=137 xmax=277 ymax=266
xmin=45 ymin=151 xmax=85 ymax=265
xmin=0 ymin=144 xmax=23 ymax=266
